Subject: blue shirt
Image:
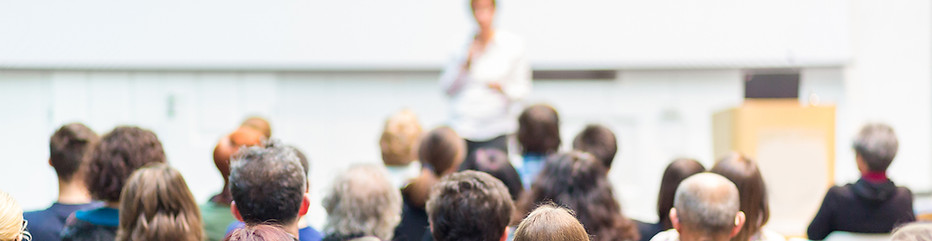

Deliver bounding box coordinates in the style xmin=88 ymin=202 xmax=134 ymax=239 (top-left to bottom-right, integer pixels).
xmin=23 ymin=202 xmax=102 ymax=241
xmin=226 ymin=221 xmax=322 ymax=241
xmin=517 ymin=153 xmax=548 ymax=189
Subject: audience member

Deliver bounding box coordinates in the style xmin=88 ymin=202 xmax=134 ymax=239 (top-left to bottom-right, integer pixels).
xmin=224 ymin=224 xmax=299 ymax=241
xmin=516 ymin=104 xmax=561 ymax=189
xmin=514 ymin=203 xmax=589 ymax=241
xmin=116 ymin=163 xmax=204 ymax=241
xmin=228 ymin=142 xmax=311 ymax=240
xmin=650 ymin=173 xmax=746 ymax=241
xmin=462 ymin=148 xmax=524 ymax=201
xmin=241 ymin=116 xmax=272 ymax=138
xmin=62 ymin=126 xmax=166 ymax=241
xmin=518 ymin=151 xmax=639 ymax=241
xmin=807 ymin=123 xmax=915 ymax=240
xmin=891 ymin=222 xmax=932 ymax=241
xmin=426 ymin=171 xmax=514 ymax=241
xmin=393 ymin=127 xmax=466 ymax=241
xmin=24 ymin=123 xmax=101 ymax=241
xmin=0 ymin=190 xmax=31 ymax=241
xmin=379 ymin=109 xmax=424 ymax=188
xmin=322 ymin=165 xmax=402 ymax=241
xmin=204 ymin=127 xmax=265 ymax=241
xmin=637 ymin=158 xmax=705 ymax=241
xmin=573 ymin=124 xmax=618 ymax=169
xmin=711 ymin=153 xmax=784 ymax=241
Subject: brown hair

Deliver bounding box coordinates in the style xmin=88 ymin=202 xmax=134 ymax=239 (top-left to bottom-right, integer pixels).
xmin=86 ymin=126 xmax=166 ymax=202
xmin=711 ymin=153 xmax=768 ymax=241
xmin=514 ymin=203 xmax=590 ymax=241
xmin=518 ymin=104 xmax=561 ymax=155
xmin=213 ymin=128 xmax=265 ymax=181
xmin=518 ymin=151 xmax=639 ymax=241
xmin=418 ymin=127 xmax=465 ymax=176
xmin=380 ymin=109 xmax=423 ymax=166
xmin=572 ymin=124 xmax=617 ymax=169
xmin=49 ymin=123 xmax=99 ymax=181
xmin=657 ymin=158 xmax=705 ymax=230
xmin=116 ymin=163 xmax=203 ymax=241
xmin=426 ymin=171 xmax=514 ymax=241
xmin=224 ymin=224 xmax=298 ymax=241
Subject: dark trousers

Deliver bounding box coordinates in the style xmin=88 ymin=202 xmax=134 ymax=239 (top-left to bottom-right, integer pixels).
xmin=459 ymin=135 xmax=508 ymax=170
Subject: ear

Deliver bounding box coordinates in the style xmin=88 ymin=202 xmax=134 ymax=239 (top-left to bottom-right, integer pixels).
xmin=299 ymin=195 xmax=310 ymax=216
xmin=730 ymin=211 xmax=746 ymax=238
xmin=231 ymin=201 xmax=244 ymax=222
xmin=670 ymin=208 xmax=681 ymax=231
xmin=48 ymin=158 xmax=53 ymax=167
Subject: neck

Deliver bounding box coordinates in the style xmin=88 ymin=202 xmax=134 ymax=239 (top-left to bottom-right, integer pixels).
xmin=57 ymin=178 xmax=92 ymax=204
xmin=678 ymin=230 xmax=730 ymax=241
xmin=105 ymin=201 xmax=120 ymax=209
xmin=862 ymin=171 xmax=888 ymax=183
xmin=211 ymin=181 xmax=233 ymax=206
xmin=477 ymin=29 xmax=495 ymax=44
xmin=282 ymin=221 xmax=300 ymax=239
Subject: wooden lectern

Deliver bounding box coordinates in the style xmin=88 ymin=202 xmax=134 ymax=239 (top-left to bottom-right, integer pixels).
xmin=713 ymin=99 xmax=835 ymax=237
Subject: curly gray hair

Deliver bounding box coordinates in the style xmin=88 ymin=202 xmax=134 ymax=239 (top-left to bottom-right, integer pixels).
xmin=323 ymin=165 xmax=402 ymax=240
xmin=853 ymin=123 xmax=899 ymax=172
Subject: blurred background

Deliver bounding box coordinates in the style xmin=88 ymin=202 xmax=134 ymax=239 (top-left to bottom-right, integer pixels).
xmin=0 ymin=0 xmax=930 ymax=236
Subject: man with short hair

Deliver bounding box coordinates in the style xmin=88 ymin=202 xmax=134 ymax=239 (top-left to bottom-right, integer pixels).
xmin=807 ymin=123 xmax=915 ymax=240
xmin=650 ymin=173 xmax=746 ymax=241
xmin=24 ymin=123 xmax=102 ymax=241
xmin=229 ymin=142 xmax=310 ymax=239
xmin=426 ymin=171 xmax=514 ymax=241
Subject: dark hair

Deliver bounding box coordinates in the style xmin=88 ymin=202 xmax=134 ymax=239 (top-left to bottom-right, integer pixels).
xmin=419 ymin=127 xmax=465 ymax=176
xmin=517 ymin=104 xmax=561 ymax=155
xmin=86 ymin=126 xmax=166 ymax=202
xmin=426 ymin=171 xmax=514 ymax=241
xmin=223 ymin=224 xmax=298 ymax=241
xmin=462 ymin=148 xmax=523 ymax=201
xmin=117 ymin=163 xmax=204 ymax=241
xmin=853 ymin=123 xmax=898 ymax=172
xmin=657 ymin=158 xmax=705 ymax=230
xmin=518 ymin=151 xmax=639 ymax=241
xmin=49 ymin=123 xmax=99 ymax=181
xmin=230 ymin=142 xmax=307 ymax=225
xmin=572 ymin=124 xmax=618 ymax=169
xmin=711 ymin=153 xmax=768 ymax=241
xmin=514 ymin=202 xmax=590 ymax=241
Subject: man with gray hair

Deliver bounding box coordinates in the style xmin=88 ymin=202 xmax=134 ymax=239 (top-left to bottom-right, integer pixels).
xmin=650 ymin=173 xmax=746 ymax=241
xmin=807 ymin=123 xmax=915 ymax=240
xmin=322 ymin=165 xmax=403 ymax=241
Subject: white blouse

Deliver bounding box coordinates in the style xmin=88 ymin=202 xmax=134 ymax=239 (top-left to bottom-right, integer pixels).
xmin=439 ymin=30 xmax=531 ymax=141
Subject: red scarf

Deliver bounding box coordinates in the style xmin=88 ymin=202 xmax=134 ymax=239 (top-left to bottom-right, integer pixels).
xmin=862 ymin=171 xmax=888 ymax=183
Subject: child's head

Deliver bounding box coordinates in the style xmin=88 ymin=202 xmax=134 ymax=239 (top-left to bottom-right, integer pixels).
xmin=419 ymin=127 xmax=466 ymax=176
xmin=517 ymin=104 xmax=561 ymax=155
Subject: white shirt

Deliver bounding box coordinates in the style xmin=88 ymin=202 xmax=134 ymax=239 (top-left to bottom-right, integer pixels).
xmin=648 ymin=228 xmax=787 ymax=241
xmin=439 ymin=30 xmax=531 ymax=141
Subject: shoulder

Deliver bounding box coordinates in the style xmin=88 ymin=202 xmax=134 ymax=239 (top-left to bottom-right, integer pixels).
xmin=649 ymin=229 xmax=680 ymax=241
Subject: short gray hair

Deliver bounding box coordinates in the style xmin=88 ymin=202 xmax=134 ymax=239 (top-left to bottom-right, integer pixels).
xmin=853 ymin=123 xmax=898 ymax=171
xmin=892 ymin=222 xmax=932 ymax=241
xmin=323 ymin=165 xmax=402 ymax=240
xmin=674 ymin=173 xmax=740 ymax=235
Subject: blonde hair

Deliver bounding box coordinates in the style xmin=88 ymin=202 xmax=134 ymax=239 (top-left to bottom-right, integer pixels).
xmin=116 ymin=163 xmax=204 ymax=241
xmin=0 ymin=190 xmax=29 ymax=241
xmin=380 ymin=109 xmax=423 ymax=166
xmin=514 ymin=203 xmax=589 ymax=241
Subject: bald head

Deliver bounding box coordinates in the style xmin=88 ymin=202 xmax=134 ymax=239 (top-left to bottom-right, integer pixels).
xmin=673 ymin=173 xmax=741 ymax=237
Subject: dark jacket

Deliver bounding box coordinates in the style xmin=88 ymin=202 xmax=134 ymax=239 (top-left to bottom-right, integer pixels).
xmin=806 ymin=178 xmax=915 ymax=240
xmin=392 ymin=194 xmax=429 ymax=241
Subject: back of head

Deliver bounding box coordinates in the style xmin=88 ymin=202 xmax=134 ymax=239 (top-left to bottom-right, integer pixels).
xmin=224 ymin=224 xmax=297 ymax=241
xmin=380 ymin=109 xmax=423 ymax=166
xmin=514 ymin=203 xmax=589 ymax=241
xmin=711 ymin=153 xmax=768 ymax=241
xmin=464 ymin=148 xmax=523 ymax=201
xmin=426 ymin=171 xmax=514 ymax=241
xmin=657 ymin=158 xmax=706 ymax=230
xmin=213 ymin=128 xmax=265 ymax=179
xmin=241 ymin=116 xmax=272 ymax=138
xmin=518 ymin=104 xmax=561 ymax=155
xmin=892 ymin=222 xmax=932 ymax=241
xmin=323 ymin=165 xmax=402 ymax=240
xmin=0 ymin=191 xmax=28 ymax=241
xmin=117 ymin=163 xmax=203 ymax=241
xmin=49 ymin=123 xmax=99 ymax=181
xmin=853 ymin=123 xmax=899 ymax=172
xmin=230 ymin=141 xmax=307 ymax=225
xmin=519 ymin=151 xmax=638 ymax=241
xmin=674 ymin=173 xmax=741 ymax=237
xmin=86 ymin=126 xmax=166 ymax=202
xmin=419 ymin=127 xmax=465 ymax=176
xmin=572 ymin=124 xmax=617 ymax=169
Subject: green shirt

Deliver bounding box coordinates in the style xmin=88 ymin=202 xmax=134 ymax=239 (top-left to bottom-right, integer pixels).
xmin=200 ymin=201 xmax=236 ymax=241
